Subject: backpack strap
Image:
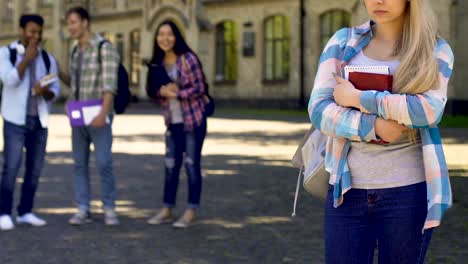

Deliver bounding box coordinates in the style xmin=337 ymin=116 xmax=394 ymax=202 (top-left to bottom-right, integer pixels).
xmin=8 ymin=46 xmax=17 ymax=66
xmin=97 ymin=40 xmax=109 ymax=64
xmin=41 ymin=49 xmax=51 ymax=73
xmin=71 ymin=45 xmax=78 ymax=60
xmin=96 ymin=40 xmax=109 ymax=89
xmin=291 ymin=166 xmax=303 ymax=217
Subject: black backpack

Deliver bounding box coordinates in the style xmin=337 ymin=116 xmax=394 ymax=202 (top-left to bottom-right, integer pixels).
xmin=8 ymin=46 xmax=51 ymax=73
xmin=72 ymin=40 xmax=131 ymax=114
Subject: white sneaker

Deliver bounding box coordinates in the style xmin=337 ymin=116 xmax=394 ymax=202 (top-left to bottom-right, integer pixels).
xmin=0 ymin=215 xmax=15 ymax=231
xmin=104 ymin=209 xmax=119 ymax=226
xmin=69 ymin=211 xmax=92 ymax=225
xmin=16 ymin=213 xmax=47 ymax=227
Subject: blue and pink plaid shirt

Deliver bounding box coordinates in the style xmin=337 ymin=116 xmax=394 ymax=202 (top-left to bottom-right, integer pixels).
xmin=308 ymin=21 xmax=453 ymax=230
xmin=157 ymin=51 xmax=206 ymax=131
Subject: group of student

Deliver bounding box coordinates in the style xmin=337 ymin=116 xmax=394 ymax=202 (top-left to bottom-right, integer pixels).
xmin=0 ymin=6 xmax=209 ymax=231
xmin=0 ymin=0 xmax=456 ymax=263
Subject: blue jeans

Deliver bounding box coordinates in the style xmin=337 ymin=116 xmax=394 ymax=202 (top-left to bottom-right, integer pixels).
xmin=71 ymin=117 xmax=115 ymax=212
xmin=0 ymin=116 xmax=48 ymax=216
xmin=324 ymin=182 xmax=433 ymax=264
xmin=163 ymin=120 xmax=206 ymax=208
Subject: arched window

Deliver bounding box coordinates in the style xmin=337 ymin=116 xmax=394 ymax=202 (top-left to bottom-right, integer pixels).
xmin=320 ymin=10 xmax=351 ymax=49
xmin=263 ymin=15 xmax=290 ymax=81
xmin=215 ymin=20 xmax=238 ymax=82
xmin=2 ymin=0 xmax=14 ymax=23
xmin=100 ymin=32 xmax=124 ymax=63
xmin=39 ymin=0 xmax=53 ymax=7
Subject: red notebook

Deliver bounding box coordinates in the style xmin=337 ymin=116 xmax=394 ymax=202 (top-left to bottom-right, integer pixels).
xmin=348 ymin=72 xmax=393 ymax=92
xmin=345 ymin=69 xmax=394 ymax=144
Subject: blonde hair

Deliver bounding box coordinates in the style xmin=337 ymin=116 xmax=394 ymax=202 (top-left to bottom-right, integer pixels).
xmin=393 ymin=0 xmax=439 ymax=95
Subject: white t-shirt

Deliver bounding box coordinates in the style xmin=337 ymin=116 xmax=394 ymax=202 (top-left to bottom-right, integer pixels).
xmin=346 ymin=50 xmax=425 ymax=189
xmin=165 ymin=64 xmax=183 ymax=124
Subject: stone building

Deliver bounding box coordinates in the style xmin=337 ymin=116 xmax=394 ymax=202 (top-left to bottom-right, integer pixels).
xmin=0 ymin=0 xmax=465 ymax=114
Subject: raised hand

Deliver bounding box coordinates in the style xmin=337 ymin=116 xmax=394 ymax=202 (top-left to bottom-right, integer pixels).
xmin=24 ymin=39 xmax=39 ymax=63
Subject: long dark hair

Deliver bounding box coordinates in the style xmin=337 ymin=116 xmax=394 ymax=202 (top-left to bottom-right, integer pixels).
xmin=151 ymin=20 xmax=193 ymax=64
xmin=151 ymin=20 xmax=209 ymax=93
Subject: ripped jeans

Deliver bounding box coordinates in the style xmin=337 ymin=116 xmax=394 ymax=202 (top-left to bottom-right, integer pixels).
xmin=163 ymin=120 xmax=206 ymax=209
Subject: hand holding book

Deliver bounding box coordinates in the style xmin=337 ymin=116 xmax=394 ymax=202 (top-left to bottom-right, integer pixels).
xmin=333 ymin=73 xmax=362 ymax=109
xmin=334 ymin=65 xmax=395 ymax=144
xmin=336 ymin=65 xmax=393 ymax=107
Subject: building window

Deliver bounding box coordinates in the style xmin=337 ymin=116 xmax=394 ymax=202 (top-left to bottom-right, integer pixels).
xmin=320 ymin=10 xmax=350 ymax=49
xmin=100 ymin=32 xmax=124 ymax=62
xmin=215 ymin=20 xmax=237 ymax=82
xmin=2 ymin=0 xmax=14 ymax=23
xmin=65 ymin=0 xmax=89 ymax=11
xmin=100 ymin=32 xmax=113 ymax=42
xmin=129 ymin=29 xmax=141 ymax=86
xmin=116 ymin=33 xmax=124 ymax=63
xmin=39 ymin=0 xmax=54 ymax=7
xmin=263 ymin=15 xmax=290 ymax=82
xmin=94 ymin=0 xmax=117 ymax=10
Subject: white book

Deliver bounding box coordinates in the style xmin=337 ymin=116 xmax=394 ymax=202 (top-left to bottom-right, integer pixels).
xmin=39 ymin=73 xmax=58 ymax=87
xmin=343 ymin=65 xmax=390 ymax=80
xmin=81 ymin=105 xmax=110 ymax=125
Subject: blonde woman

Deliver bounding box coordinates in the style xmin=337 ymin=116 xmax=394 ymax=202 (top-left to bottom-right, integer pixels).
xmin=308 ymin=0 xmax=453 ymax=263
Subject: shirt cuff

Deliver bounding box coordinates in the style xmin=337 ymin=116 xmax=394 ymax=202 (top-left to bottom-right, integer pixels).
xmin=360 ymin=113 xmax=378 ymax=142
xmin=102 ymin=87 xmax=117 ymax=95
xmin=359 ymin=90 xmax=377 ymax=114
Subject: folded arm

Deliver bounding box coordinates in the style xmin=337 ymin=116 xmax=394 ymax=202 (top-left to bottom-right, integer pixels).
xmin=308 ymin=28 xmax=378 ymax=142
xmin=359 ymin=39 xmax=454 ymax=128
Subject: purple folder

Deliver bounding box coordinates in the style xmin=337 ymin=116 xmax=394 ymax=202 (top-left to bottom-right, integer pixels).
xmin=66 ymin=99 xmax=103 ymax=127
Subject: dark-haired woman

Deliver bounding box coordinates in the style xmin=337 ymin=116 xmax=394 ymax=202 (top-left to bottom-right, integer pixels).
xmin=147 ymin=20 xmax=208 ymax=228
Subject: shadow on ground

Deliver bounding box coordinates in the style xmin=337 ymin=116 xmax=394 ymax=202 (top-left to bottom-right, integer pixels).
xmin=112 ymin=130 xmax=310 ymax=147
xmin=0 ymin=152 xmax=324 ymax=264
xmin=0 ymin=151 xmax=466 ymax=264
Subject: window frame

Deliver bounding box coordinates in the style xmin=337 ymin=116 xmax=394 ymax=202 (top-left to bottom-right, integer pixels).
xmin=129 ymin=29 xmax=141 ymax=86
xmin=319 ymin=9 xmax=351 ymax=50
xmin=262 ymin=15 xmax=290 ymax=83
xmin=214 ymin=20 xmax=238 ymax=84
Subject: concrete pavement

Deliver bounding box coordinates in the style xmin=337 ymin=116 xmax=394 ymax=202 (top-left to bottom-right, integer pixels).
xmin=0 ymin=110 xmax=466 ymax=263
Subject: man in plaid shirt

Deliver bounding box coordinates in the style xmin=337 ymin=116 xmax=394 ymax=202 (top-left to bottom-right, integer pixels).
xmin=59 ymin=7 xmax=120 ymax=226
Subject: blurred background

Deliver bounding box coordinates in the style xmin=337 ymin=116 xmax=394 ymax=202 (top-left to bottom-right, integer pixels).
xmin=0 ymin=1 xmax=466 ymax=263
xmin=0 ymin=0 xmax=466 ymax=114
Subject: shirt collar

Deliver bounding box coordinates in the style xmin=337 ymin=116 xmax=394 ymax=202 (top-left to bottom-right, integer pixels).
xmin=71 ymin=32 xmax=103 ymax=51
xmin=354 ymin=20 xmax=375 ymax=36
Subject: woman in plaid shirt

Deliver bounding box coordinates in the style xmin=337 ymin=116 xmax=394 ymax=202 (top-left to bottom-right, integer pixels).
xmin=309 ymin=0 xmax=453 ymax=263
xmin=147 ymin=20 xmax=209 ymax=228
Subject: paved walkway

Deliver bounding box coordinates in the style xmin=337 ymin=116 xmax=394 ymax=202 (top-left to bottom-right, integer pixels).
xmin=0 ymin=109 xmax=466 ymax=263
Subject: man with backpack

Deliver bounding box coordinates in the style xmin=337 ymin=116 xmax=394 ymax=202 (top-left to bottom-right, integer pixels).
xmin=59 ymin=6 xmax=122 ymax=226
xmin=0 ymin=14 xmax=60 ymax=231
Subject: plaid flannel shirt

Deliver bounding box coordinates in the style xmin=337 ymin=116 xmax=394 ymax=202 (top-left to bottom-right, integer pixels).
xmin=157 ymin=51 xmax=206 ymax=131
xmin=69 ymin=33 xmax=119 ymax=102
xmin=308 ymin=21 xmax=453 ymax=230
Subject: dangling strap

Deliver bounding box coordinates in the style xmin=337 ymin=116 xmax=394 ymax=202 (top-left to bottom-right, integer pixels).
xmin=291 ymin=166 xmax=303 ymax=217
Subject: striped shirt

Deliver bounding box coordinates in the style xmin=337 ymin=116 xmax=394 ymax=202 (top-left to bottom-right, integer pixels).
xmin=69 ymin=33 xmax=119 ymax=101
xmin=157 ymin=52 xmax=206 ymax=131
xmin=308 ymin=21 xmax=453 ymax=230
